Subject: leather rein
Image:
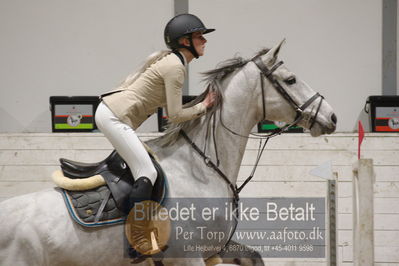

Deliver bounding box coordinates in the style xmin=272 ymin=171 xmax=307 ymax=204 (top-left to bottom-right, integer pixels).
xmin=180 ymin=57 xmax=324 ymax=199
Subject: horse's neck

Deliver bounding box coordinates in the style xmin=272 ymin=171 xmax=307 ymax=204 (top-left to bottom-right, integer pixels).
xmin=149 ymin=66 xmax=259 ymax=196
xmin=188 ymin=67 xmax=259 ymax=184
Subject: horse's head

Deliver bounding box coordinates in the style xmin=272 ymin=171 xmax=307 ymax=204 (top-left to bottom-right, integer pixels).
xmin=255 ymin=40 xmax=336 ymax=136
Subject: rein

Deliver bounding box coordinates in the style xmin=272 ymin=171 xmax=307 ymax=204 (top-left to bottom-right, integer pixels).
xmin=179 ymin=130 xmax=239 ymax=201
xmin=180 ymin=57 xmax=325 ymax=196
xmin=179 ymin=129 xmax=239 ymax=252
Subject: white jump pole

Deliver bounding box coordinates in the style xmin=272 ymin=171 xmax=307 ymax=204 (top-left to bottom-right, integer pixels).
xmin=352 ymin=159 xmax=375 ymax=266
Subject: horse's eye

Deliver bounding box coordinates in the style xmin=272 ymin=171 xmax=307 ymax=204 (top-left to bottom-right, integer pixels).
xmin=284 ymin=77 xmax=296 ymax=85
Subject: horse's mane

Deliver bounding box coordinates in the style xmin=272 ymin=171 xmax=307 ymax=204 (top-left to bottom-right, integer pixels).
xmin=151 ymin=48 xmax=270 ymax=147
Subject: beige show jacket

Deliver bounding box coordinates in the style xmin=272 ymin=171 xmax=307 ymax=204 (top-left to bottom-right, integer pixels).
xmin=102 ymin=52 xmax=206 ymax=129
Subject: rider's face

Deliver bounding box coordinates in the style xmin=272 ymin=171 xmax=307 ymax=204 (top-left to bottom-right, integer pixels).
xmin=191 ymin=31 xmax=207 ymax=56
xmin=179 ymin=32 xmax=207 ymax=57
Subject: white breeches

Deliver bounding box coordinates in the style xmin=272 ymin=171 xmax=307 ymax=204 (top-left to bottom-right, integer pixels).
xmin=95 ymin=102 xmax=157 ymax=185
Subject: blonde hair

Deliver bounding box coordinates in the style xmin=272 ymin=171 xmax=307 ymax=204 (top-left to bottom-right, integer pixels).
xmin=117 ymin=50 xmax=171 ymax=89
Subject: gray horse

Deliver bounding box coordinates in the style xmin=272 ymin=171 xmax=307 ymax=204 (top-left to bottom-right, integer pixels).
xmin=0 ymin=41 xmax=336 ymax=266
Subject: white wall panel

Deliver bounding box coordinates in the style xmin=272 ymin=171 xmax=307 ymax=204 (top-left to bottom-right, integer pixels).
xmin=1 ymin=132 xmax=398 ymax=265
xmin=0 ymin=0 xmax=173 ymax=132
xmin=0 ymin=0 xmax=386 ymax=133
xmin=190 ymin=0 xmax=382 ymax=132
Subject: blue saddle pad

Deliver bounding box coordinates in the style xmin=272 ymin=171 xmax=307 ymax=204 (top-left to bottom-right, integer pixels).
xmin=62 ymin=176 xmax=168 ymax=228
xmin=62 ymin=186 xmax=126 ymax=227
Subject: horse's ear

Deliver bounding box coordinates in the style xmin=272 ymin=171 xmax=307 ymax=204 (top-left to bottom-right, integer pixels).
xmin=272 ymin=38 xmax=286 ymax=59
xmin=264 ymin=39 xmax=285 ymax=65
xmin=273 ymin=38 xmax=285 ymax=58
xmin=262 ymin=39 xmax=286 ymax=65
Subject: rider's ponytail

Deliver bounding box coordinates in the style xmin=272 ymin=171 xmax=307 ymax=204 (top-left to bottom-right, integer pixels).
xmin=117 ymin=50 xmax=171 ymax=89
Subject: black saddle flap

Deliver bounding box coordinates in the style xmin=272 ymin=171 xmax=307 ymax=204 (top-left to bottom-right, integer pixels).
xmin=59 ymin=150 xmax=167 ymax=215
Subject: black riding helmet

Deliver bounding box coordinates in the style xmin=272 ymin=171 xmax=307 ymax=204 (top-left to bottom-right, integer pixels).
xmin=164 ymin=14 xmax=215 ymax=59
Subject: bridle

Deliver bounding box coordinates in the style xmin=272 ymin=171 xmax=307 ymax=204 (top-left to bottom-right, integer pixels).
xmin=180 ymin=56 xmax=325 ymax=194
xmin=216 ymin=58 xmax=324 ymax=141
xmin=178 ymin=56 xmax=325 ymax=250
xmin=252 ymin=57 xmax=324 ymax=134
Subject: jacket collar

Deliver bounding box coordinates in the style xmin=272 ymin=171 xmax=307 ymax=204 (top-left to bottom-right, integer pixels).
xmin=172 ymin=50 xmax=187 ymax=66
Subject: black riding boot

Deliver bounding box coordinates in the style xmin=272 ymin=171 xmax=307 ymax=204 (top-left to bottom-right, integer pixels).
xmin=125 ymin=177 xmax=161 ymax=260
xmin=127 ymin=176 xmax=153 ymax=211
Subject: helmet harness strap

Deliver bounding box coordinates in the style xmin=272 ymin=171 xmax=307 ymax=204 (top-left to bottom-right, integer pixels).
xmin=187 ymin=35 xmax=199 ymax=59
xmin=173 ymin=34 xmax=199 ymax=59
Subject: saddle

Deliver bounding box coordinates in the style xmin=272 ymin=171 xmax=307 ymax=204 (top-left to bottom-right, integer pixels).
xmin=55 ymin=150 xmax=167 ymax=227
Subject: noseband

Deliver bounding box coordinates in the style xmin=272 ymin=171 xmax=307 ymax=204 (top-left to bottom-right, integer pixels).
xmin=252 ymin=57 xmax=324 ymax=133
